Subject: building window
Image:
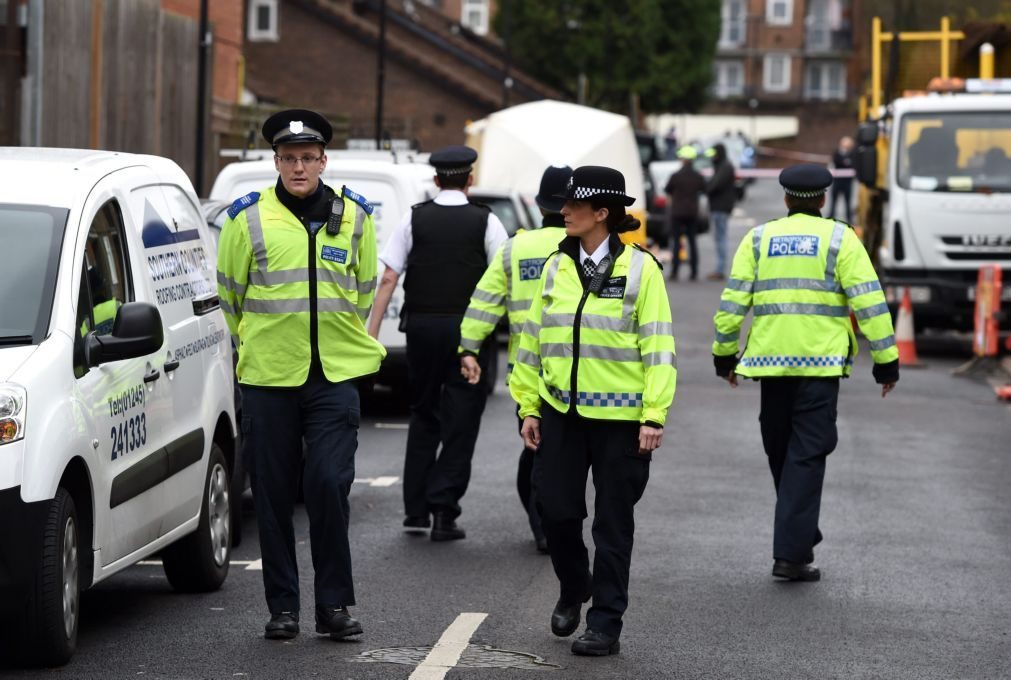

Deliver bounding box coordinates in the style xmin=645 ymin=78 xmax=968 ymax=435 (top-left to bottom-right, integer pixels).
xmin=763 ymin=53 xmax=792 ymax=93
xmin=804 ymin=61 xmax=846 ymax=100
xmin=461 ymin=0 xmax=489 ymax=36
xmin=719 ymin=0 xmax=747 ymax=48
xmin=806 ymin=0 xmax=852 ymax=52
xmin=713 ymin=60 xmax=745 ymax=98
xmin=767 ymin=0 xmax=793 ymax=26
xmin=247 ymin=0 xmax=278 ymax=42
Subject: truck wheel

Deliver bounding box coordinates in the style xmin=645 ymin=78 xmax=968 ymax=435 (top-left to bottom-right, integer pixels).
xmin=23 ymin=487 xmax=79 ymax=667
xmin=162 ymin=444 xmax=231 ymax=592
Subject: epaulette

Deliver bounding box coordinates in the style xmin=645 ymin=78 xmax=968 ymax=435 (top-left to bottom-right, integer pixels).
xmin=411 ymin=199 xmax=434 ymax=210
xmin=633 ymin=243 xmax=664 ymax=272
xmin=342 ymin=185 xmax=374 ymax=215
xmin=226 ymin=191 xmax=260 ymax=220
xmin=468 ymin=200 xmax=493 ymax=212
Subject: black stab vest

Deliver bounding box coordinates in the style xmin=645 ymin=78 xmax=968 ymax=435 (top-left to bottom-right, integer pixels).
xmin=404 ymin=201 xmax=490 ymax=315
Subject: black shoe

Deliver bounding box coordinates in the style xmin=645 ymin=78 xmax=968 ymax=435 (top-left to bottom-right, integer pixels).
xmin=571 ymin=629 xmax=620 ymax=656
xmin=265 ymin=611 xmax=299 ymax=640
xmin=550 ymin=590 xmax=591 ymax=637
xmin=772 ymin=559 xmax=821 ymax=581
xmin=315 ymin=606 xmax=363 ymax=639
xmin=431 ymin=513 xmax=466 ymax=541
xmin=535 ymin=535 xmax=549 ymax=554
xmin=403 ymin=515 xmax=431 ymax=533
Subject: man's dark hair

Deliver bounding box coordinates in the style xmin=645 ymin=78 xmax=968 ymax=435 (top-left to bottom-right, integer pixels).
xmin=785 ymin=194 xmax=825 ymax=215
xmin=436 ymin=171 xmax=469 ymax=190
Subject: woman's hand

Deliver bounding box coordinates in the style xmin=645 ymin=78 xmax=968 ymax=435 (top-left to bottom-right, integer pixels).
xmin=521 ymin=416 xmax=541 ymax=451
xmin=638 ymin=425 xmax=663 ymax=455
xmin=460 ymin=355 xmax=482 ymax=385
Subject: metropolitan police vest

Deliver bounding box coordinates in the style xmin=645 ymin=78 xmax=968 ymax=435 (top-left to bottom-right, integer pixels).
xmin=404 ymin=201 xmax=489 ymax=315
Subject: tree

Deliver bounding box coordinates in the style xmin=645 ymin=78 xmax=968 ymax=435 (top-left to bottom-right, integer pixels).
xmin=495 ymin=0 xmax=720 ymax=114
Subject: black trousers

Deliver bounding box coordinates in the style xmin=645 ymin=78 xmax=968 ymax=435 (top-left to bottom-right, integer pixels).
xmin=404 ymin=313 xmax=491 ymax=519
xmin=241 ymin=374 xmax=360 ymax=614
xmin=534 ymin=407 xmax=649 ymax=639
xmin=759 ymin=378 xmax=839 ymax=563
xmin=516 ymin=413 xmax=543 ymax=541
xmin=670 ymin=215 xmax=698 ymax=279
xmin=829 ymin=180 xmax=853 ymax=223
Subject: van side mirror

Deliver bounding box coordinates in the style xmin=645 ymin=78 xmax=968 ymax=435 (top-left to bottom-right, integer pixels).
xmin=856 ymin=121 xmax=879 ymax=146
xmin=85 ymin=302 xmax=164 ymax=367
xmin=854 ymin=145 xmax=879 ymax=188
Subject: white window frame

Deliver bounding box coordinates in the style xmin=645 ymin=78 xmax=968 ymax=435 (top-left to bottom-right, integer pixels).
xmin=718 ymin=0 xmax=747 ymax=48
xmin=767 ymin=0 xmax=794 ymax=26
xmin=247 ymin=0 xmax=279 ymax=42
xmin=804 ymin=61 xmax=846 ymax=100
xmin=713 ymin=60 xmax=745 ymax=99
xmin=763 ymin=53 xmax=792 ymax=93
xmin=461 ymin=0 xmax=490 ymax=36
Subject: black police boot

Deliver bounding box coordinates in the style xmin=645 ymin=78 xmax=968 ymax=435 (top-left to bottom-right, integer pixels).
xmin=550 ymin=589 xmax=591 ymax=637
xmin=403 ymin=515 xmax=431 ymax=533
xmin=431 ymin=513 xmax=466 ymax=542
xmin=571 ymin=629 xmax=620 ymax=656
xmin=265 ymin=611 xmax=299 ymax=640
xmin=772 ymin=559 xmax=821 ymax=582
xmin=315 ymin=606 xmax=363 ymax=640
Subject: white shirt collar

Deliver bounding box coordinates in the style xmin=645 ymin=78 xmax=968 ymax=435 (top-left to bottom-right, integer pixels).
xmin=579 ymin=238 xmax=610 ymax=265
xmin=433 ymin=189 xmax=469 ymax=206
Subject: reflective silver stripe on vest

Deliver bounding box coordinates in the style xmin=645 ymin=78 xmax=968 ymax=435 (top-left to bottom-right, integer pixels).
xmin=623 ymin=248 xmax=646 ymax=320
xmin=217 ymin=271 xmax=246 ymax=297
xmin=356 ymin=307 xmax=369 ymax=321
xmin=244 ymin=297 xmax=359 ymax=314
xmin=516 ymin=347 xmax=541 ymax=368
xmin=509 ymin=322 xmax=524 ymax=336
xmin=754 ymin=278 xmax=843 ymax=293
xmin=845 ymin=280 xmax=882 ymax=298
xmin=752 ymin=224 xmax=765 ymax=275
xmin=472 ymin=288 xmax=505 ymax=305
xmin=854 ymin=302 xmax=890 ymax=320
xmin=464 ymin=308 xmax=501 ymax=325
xmin=540 ymin=342 xmax=574 ymax=358
xmin=719 ymin=300 xmax=750 ymax=316
xmin=220 ymin=299 xmax=237 ymax=316
xmin=753 ymin=302 xmax=850 ymax=317
xmin=248 ymin=267 xmax=375 ymax=296
xmin=522 ymin=318 xmax=541 ymax=336
xmin=460 ymin=337 xmax=483 ymax=352
xmin=541 ymin=312 xmax=631 ymax=333
xmin=638 ymin=321 xmax=673 ymax=338
xmin=246 ymin=204 xmax=269 ymax=273
xmin=824 ymin=222 xmax=847 ymax=282
xmin=542 ymin=255 xmax=562 ymax=298
xmin=350 ymin=205 xmax=366 ymax=267
xmin=726 ymin=278 xmax=754 ymax=293
xmin=571 ymin=344 xmax=641 ymax=362
xmin=508 ymin=298 xmax=533 ymax=312
xmin=715 ymin=330 xmax=739 ymax=343
xmin=643 ymin=350 xmax=676 ymax=369
xmin=318 ymin=297 xmax=361 ymax=314
xmin=502 ymin=238 xmax=514 ymax=296
xmin=868 ymin=334 xmax=896 ymax=351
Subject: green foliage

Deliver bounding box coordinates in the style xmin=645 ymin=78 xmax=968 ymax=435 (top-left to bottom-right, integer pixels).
xmin=495 ymin=0 xmax=720 ymax=113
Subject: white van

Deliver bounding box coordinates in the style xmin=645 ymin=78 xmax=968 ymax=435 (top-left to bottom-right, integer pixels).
xmin=0 ymin=148 xmax=237 ymax=666
xmin=209 ymin=156 xmax=437 ymax=386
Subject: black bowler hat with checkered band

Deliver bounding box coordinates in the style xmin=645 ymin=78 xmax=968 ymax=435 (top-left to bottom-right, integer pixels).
xmin=262 ymin=108 xmax=333 ymax=148
xmin=555 ymin=165 xmax=635 ymax=206
xmin=779 ymin=163 xmax=833 ymax=198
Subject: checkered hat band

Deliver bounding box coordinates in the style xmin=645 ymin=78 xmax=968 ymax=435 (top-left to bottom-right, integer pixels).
xmin=573 ymin=186 xmax=627 ymax=199
xmin=436 ymin=166 xmax=473 ymax=176
xmin=272 ymin=125 xmax=324 ymax=143
xmin=784 ymin=188 xmax=827 ymax=198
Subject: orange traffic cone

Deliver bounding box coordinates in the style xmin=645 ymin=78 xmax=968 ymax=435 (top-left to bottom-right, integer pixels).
xmin=894 ymin=287 xmax=922 ymax=367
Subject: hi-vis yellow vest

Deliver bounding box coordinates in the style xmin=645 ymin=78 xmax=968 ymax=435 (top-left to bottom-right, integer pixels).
xmin=216 ymin=186 xmax=386 ymax=387
xmin=459 ymin=225 xmax=566 ymax=379
xmin=509 ymin=237 xmax=677 ymax=425
xmin=712 ymin=213 xmax=898 ymax=377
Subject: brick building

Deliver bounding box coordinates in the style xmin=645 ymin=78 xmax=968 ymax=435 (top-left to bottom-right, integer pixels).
xmin=241 ymin=0 xmax=557 ymax=150
xmin=162 ymin=0 xmax=244 ymax=104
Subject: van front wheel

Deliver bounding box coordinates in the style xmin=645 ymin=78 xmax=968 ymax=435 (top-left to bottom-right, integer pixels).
xmin=162 ymin=444 xmax=231 ymax=592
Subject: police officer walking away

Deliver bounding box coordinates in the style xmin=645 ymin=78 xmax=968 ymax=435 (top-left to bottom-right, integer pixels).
xmin=369 ymin=145 xmax=507 ymax=541
xmin=510 ymin=166 xmax=677 ymax=656
xmin=459 ymin=164 xmax=574 ymax=553
xmin=217 ymin=109 xmax=385 ymax=640
xmin=712 ymin=163 xmax=899 ymax=581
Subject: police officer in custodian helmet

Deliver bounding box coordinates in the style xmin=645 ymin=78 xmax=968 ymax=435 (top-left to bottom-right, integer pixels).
xmin=217 ymin=109 xmax=385 ymax=640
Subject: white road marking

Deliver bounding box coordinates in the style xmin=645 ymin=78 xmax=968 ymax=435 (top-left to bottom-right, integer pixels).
xmin=375 ymin=422 xmax=410 ymax=429
xmin=137 ymin=559 xmax=257 ymax=567
xmin=245 ymin=559 xmax=262 ymax=571
xmin=409 ymin=612 xmax=488 ymax=680
xmin=354 ymin=476 xmax=401 ymax=487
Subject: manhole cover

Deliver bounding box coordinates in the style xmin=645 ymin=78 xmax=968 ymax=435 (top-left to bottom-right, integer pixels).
xmin=350 ymin=644 xmax=559 ymax=670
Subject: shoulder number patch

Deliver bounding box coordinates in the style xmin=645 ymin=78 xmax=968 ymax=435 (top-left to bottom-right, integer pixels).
xmin=768 ymin=235 xmax=820 ymax=257
xmin=321 ymin=245 xmax=348 ymax=264
xmin=226 ymin=191 xmax=260 ymax=220
xmin=342 ymin=186 xmax=374 ymax=215
xmin=518 ymin=257 xmax=548 ymax=281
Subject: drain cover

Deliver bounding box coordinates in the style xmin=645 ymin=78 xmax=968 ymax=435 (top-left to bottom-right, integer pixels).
xmin=350 ymin=644 xmax=559 ymax=670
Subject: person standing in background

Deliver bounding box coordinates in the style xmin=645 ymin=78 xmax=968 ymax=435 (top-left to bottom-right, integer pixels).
xmin=664 ymin=146 xmax=706 ymax=282
xmin=705 ymin=143 xmax=736 ymax=280
xmin=830 ymin=136 xmax=855 ymax=224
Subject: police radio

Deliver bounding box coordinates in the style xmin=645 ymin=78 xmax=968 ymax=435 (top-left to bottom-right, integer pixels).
xmin=326 ymin=195 xmax=345 ymax=236
xmin=588 ymin=256 xmax=613 ymax=295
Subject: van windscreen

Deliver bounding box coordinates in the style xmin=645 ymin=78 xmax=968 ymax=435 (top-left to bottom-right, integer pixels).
xmin=0 ymin=205 xmax=68 ymax=345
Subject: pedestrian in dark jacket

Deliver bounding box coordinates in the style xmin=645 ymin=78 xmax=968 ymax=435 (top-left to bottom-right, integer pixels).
xmin=830 ymin=136 xmax=854 ymax=223
xmin=664 ymin=146 xmax=706 ymax=281
xmin=705 ymin=143 xmax=736 ymax=280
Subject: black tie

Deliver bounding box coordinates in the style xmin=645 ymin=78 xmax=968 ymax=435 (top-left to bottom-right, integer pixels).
xmin=583 ymin=257 xmax=596 ymax=279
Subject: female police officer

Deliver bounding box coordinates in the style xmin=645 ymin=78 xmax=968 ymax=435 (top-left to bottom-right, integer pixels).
xmin=509 ymin=166 xmax=677 ymax=656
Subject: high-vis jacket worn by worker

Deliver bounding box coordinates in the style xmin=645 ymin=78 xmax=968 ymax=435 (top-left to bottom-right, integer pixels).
xmin=458 ymin=222 xmax=566 ymax=378
xmin=216 ymin=186 xmax=386 ymax=387
xmin=712 ymin=213 xmax=898 ymax=377
xmin=509 ymin=235 xmax=677 ymax=425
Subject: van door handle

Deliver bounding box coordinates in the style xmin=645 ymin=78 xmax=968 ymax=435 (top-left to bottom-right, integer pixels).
xmin=164 ymin=359 xmax=180 ymax=373
xmin=143 ymin=369 xmax=161 ymax=384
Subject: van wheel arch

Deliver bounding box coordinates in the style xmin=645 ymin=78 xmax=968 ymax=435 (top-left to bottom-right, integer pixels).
xmin=59 ymin=458 xmax=94 ymax=590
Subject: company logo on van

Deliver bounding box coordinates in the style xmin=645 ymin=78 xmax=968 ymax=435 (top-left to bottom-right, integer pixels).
xmin=955 ymin=234 xmax=1011 ymax=247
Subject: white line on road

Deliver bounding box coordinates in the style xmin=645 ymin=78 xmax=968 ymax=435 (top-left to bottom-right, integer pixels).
xmin=245 ymin=559 xmax=262 ymax=571
xmin=353 ymin=476 xmax=401 ymax=487
xmin=408 ymin=612 xmax=488 ymax=680
xmin=375 ymin=422 xmax=410 ymax=429
xmin=138 ymin=559 xmax=257 ymax=567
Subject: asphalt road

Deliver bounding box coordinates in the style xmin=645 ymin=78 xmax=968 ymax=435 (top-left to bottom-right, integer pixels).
xmin=6 ymin=180 xmax=1010 ymax=679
